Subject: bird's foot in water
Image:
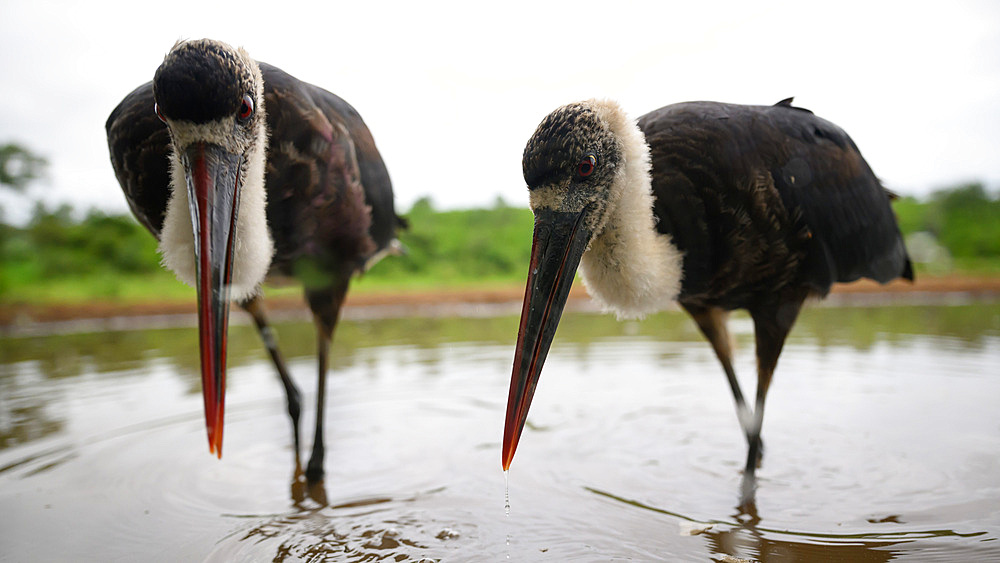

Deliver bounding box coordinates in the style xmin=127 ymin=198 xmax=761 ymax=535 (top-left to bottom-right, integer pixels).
xmin=744 ymin=434 xmax=764 ymax=469
xmin=291 ymin=474 xmax=328 ymax=506
xmin=305 ymin=455 xmax=325 ymax=485
xmin=739 ymin=438 xmax=765 ymax=506
xmin=291 ymin=459 xmax=327 ymax=506
xmin=739 ymin=470 xmax=758 ymax=507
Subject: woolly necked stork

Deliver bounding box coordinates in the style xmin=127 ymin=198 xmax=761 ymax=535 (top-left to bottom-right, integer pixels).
xmin=106 ymin=39 xmax=405 ymax=483
xmin=503 ymin=98 xmax=912 ymax=494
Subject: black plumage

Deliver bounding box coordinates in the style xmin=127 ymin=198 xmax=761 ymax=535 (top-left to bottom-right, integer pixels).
xmin=503 ymin=98 xmax=913 ymax=500
xmin=644 ymin=100 xmax=912 ymax=491
xmin=106 ymin=40 xmax=404 ymax=485
xmin=642 ymin=99 xmax=911 ymax=306
xmin=106 ymin=64 xmax=401 ymax=263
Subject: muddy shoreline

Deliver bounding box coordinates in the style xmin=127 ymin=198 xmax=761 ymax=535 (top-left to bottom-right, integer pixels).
xmin=3 ymin=275 xmax=1000 ymax=336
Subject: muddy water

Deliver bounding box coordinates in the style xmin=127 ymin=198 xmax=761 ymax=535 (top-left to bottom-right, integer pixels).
xmin=1 ymin=301 xmax=999 ymax=561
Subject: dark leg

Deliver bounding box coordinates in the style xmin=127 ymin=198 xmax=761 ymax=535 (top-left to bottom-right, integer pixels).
xmin=239 ymin=294 xmax=303 ymax=473
xmin=682 ymin=304 xmax=756 ymax=447
xmin=744 ymin=292 xmax=807 ymax=479
xmin=303 ymin=281 xmax=350 ymax=484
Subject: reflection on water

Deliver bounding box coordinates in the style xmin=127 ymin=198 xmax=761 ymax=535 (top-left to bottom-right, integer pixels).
xmin=1 ymin=302 xmax=999 ymax=560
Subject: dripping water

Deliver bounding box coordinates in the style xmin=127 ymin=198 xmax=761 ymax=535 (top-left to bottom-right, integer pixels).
xmin=504 ymin=470 xmax=511 ymax=516
xmin=504 ymin=469 xmax=511 ymax=559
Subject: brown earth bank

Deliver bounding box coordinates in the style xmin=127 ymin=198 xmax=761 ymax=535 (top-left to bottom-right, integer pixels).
xmin=2 ymin=275 xmax=1000 ymax=334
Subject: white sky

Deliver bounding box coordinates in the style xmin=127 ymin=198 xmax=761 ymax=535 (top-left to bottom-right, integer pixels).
xmin=1 ymin=0 xmax=998 ymax=224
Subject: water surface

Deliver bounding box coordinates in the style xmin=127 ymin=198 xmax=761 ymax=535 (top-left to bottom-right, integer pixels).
xmin=1 ymin=302 xmax=999 ymax=561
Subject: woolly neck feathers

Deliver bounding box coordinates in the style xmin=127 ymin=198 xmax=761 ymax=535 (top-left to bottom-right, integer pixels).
xmin=578 ymin=100 xmax=683 ymax=319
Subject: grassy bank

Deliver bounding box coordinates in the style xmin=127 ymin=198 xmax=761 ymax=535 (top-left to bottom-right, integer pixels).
xmin=2 ymin=184 xmax=1000 ymax=307
xmin=0 ymin=197 xmax=536 ymax=305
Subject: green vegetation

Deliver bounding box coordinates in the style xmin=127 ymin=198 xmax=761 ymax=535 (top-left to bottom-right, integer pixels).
xmin=892 ymin=182 xmax=1000 ymax=273
xmin=0 ymin=143 xmax=48 ymax=193
xmin=0 ymin=196 xmax=536 ymax=305
xmin=1 ymin=183 xmax=999 ymax=306
xmin=0 ymin=204 xmax=189 ymax=302
xmin=354 ymin=196 xmax=534 ymax=287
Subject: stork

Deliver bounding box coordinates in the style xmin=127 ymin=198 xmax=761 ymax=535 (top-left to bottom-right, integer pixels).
xmin=502 ymin=98 xmax=913 ymax=495
xmin=106 ymin=39 xmax=404 ymax=483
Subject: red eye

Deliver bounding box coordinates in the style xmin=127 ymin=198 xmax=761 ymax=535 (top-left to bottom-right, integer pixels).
xmin=154 ymin=103 xmax=166 ymax=123
xmin=238 ymin=94 xmax=254 ymax=120
xmin=578 ymin=154 xmax=597 ymax=177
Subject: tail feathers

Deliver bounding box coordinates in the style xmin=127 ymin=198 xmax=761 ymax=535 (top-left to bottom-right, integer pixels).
xmin=902 ymin=257 xmax=915 ymax=282
xmin=773 ymin=96 xmax=814 ymax=114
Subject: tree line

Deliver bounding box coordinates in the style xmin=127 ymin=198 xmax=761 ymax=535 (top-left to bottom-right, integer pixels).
xmin=1 ymin=140 xmax=998 ymax=303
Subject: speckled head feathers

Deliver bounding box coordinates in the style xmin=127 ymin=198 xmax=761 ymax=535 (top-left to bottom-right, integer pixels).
xmin=155 ymin=39 xmax=274 ymax=301
xmin=522 ymin=102 xmax=622 ymax=196
xmin=153 ymin=39 xmax=261 ymax=125
xmin=522 ymin=99 xmax=684 ymax=318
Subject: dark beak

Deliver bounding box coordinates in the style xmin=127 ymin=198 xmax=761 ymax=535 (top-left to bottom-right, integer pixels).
xmin=181 ymin=142 xmax=243 ymax=458
xmin=502 ymin=207 xmax=592 ymax=471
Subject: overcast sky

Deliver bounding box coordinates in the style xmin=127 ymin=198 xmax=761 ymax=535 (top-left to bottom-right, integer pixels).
xmin=1 ymin=0 xmax=998 ymax=224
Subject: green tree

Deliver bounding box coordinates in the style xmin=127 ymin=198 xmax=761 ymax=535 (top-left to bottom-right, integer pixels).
xmin=0 ymin=143 xmax=49 ymax=295
xmin=0 ymin=143 xmax=48 ymax=192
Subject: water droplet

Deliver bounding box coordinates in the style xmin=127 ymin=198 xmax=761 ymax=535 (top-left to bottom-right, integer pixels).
xmin=504 ymin=470 xmax=513 ymax=559
xmin=504 ymin=469 xmax=511 ymax=516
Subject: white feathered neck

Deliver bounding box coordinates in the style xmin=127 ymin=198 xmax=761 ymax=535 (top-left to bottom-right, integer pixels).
xmin=156 ymin=47 xmax=274 ymax=301
xmin=577 ymin=100 xmax=684 ymax=319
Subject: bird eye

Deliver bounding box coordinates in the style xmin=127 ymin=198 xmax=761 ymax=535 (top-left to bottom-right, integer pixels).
xmin=238 ymin=94 xmax=254 ymax=121
xmin=578 ymin=154 xmax=597 ymax=177
xmin=154 ymin=103 xmax=166 ymax=123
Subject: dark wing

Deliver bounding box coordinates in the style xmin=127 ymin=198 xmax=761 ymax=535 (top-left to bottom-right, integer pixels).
xmin=107 ymin=64 xmax=401 ymax=276
xmin=641 ymin=100 xmax=912 ymax=299
xmin=640 ymin=103 xmax=727 ymax=296
xmin=260 ymin=64 xmax=400 ymax=253
xmin=308 ymin=79 xmax=402 ymax=251
xmin=259 ymin=63 xmax=400 ymax=274
xmin=760 ymin=100 xmax=913 ymax=286
xmin=105 ymin=81 xmax=172 ymax=237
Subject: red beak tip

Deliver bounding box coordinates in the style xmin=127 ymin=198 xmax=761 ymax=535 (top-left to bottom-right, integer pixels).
xmin=501 ymin=440 xmax=517 ymax=471
xmin=212 ymin=432 xmax=223 ymax=459
xmin=206 ymin=426 xmax=223 ymax=459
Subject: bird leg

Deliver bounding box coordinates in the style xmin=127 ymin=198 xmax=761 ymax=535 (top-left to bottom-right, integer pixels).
xmin=304 ymin=283 xmax=349 ymax=485
xmin=682 ymin=304 xmax=756 ymax=446
xmin=239 ymin=294 xmax=303 ymax=474
xmin=745 ymin=293 xmax=807 ymax=477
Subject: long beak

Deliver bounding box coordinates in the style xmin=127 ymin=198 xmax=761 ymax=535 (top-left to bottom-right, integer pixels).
xmin=181 ymin=142 xmax=243 ymax=458
xmin=502 ymin=207 xmax=592 ymax=471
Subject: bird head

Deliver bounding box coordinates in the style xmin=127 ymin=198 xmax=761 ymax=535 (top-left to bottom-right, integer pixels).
xmin=153 ymin=39 xmax=274 ymax=457
xmin=521 ymin=101 xmax=626 ymax=237
xmin=503 ymin=100 xmax=631 ymax=471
